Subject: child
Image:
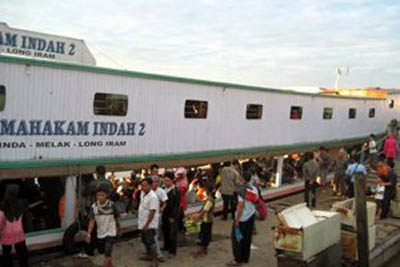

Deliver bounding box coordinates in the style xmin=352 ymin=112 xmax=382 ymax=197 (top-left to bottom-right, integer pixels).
xmin=372 ymin=161 xmax=390 ymax=220
xmin=86 ymin=183 xmax=121 ymax=267
xmin=192 ymin=184 xmax=215 ymax=257
xmin=375 ymin=177 xmax=386 ymax=221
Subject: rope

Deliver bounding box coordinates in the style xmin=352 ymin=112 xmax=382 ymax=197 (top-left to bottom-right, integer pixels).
xmin=88 ymin=44 xmax=127 ymax=70
xmin=77 ymin=165 xmax=82 ymax=231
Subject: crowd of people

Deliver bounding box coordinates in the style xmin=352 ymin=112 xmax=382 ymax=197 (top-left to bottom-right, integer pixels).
xmin=1 ymin=131 xmax=399 ymax=267
xmin=77 ymin=162 xmax=265 ymax=267
xmin=302 ymin=133 xmax=398 ymax=221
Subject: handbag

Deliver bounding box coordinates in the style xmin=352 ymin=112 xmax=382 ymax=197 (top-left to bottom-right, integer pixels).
xmin=255 ymin=197 xmax=268 ymax=221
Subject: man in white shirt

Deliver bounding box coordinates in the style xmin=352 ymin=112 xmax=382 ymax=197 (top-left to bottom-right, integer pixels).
xmin=138 ymin=178 xmax=159 ymax=266
xmin=368 ymin=134 xmax=378 ymax=169
xmin=152 ymin=176 xmax=168 ymax=262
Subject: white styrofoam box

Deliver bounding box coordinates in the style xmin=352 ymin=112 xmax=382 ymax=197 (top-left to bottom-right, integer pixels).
xmin=279 ymin=203 xmax=318 ymax=228
xmin=341 ymin=224 xmax=376 ymax=260
xmin=274 ymin=204 xmax=341 ymax=261
xmin=331 ymin=198 xmax=376 ymax=229
xmin=391 ymin=199 xmax=400 ymax=218
xmin=395 ymin=185 xmax=400 ymax=201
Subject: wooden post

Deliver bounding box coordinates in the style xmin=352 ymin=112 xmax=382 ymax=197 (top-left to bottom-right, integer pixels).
xmin=354 ymin=172 xmax=369 ymax=267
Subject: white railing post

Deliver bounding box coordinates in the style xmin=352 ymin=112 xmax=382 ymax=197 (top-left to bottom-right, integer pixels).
xmin=63 ymin=175 xmax=77 ymax=228
xmin=276 ymin=156 xmax=284 ymax=187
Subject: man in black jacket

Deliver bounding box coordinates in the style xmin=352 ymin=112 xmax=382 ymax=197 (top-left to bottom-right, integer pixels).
xmin=162 ymin=172 xmax=181 ymax=258
xmin=382 ymin=161 xmax=397 ymax=218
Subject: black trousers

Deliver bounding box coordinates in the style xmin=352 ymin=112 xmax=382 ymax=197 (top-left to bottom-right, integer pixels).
xmin=200 ymin=222 xmax=213 ymax=249
xmin=177 ymin=208 xmax=186 ymax=233
xmin=382 ymin=194 xmax=392 ymax=218
xmin=347 ymin=181 xmax=355 ymax=198
xmin=162 ymin=217 xmax=178 ymax=255
xmin=2 ymin=240 xmax=29 ymax=267
xmin=141 ymin=229 xmax=157 ymax=253
xmin=231 ymin=215 xmax=255 ymax=263
xmin=387 ymin=157 xmax=395 ymax=167
xmin=304 ymin=181 xmax=317 ymax=207
xmin=334 ymin=172 xmax=346 ymax=195
xmin=97 ymin=236 xmax=115 ymax=257
xmin=85 ymin=223 xmax=97 ymax=255
xmin=222 ymin=194 xmax=237 ymax=220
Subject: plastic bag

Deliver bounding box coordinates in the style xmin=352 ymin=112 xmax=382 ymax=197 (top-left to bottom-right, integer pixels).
xmin=235 ymin=227 xmax=243 ymax=242
xmin=184 ymin=219 xmax=201 ymax=234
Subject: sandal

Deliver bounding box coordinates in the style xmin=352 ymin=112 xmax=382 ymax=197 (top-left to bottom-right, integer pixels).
xmin=139 ymin=255 xmax=152 ymax=261
xmin=226 ymin=260 xmax=242 ymax=266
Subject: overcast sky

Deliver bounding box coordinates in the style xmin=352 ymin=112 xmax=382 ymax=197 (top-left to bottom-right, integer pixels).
xmin=1 ymin=0 xmax=400 ymax=90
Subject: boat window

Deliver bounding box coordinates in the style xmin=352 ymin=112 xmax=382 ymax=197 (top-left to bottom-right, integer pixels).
xmin=369 ymin=108 xmax=375 ymax=118
xmin=349 ymin=108 xmax=356 ymax=119
xmin=93 ymin=93 xmax=128 ymax=116
xmin=389 ymin=100 xmax=395 ymax=108
xmin=323 ymin=107 xmax=333 ymax=120
xmin=246 ymin=104 xmax=263 ymax=119
xmin=184 ymin=100 xmax=208 ymax=119
xmin=290 ymin=106 xmax=303 ymax=120
xmin=0 ymin=85 xmax=5 ymax=111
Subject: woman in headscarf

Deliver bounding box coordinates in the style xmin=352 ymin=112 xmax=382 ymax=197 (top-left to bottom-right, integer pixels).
xmin=0 ymin=184 xmax=29 ymax=267
xmin=175 ymin=168 xmax=188 ymax=233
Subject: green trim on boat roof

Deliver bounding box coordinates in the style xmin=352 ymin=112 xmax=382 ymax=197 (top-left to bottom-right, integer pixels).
xmin=0 ymin=55 xmax=384 ymax=101
xmin=0 ymin=133 xmax=380 ymax=169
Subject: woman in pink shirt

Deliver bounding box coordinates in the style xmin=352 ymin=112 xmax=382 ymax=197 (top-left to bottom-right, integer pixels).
xmin=384 ymin=131 xmax=397 ymax=166
xmin=0 ymin=184 xmax=29 ymax=267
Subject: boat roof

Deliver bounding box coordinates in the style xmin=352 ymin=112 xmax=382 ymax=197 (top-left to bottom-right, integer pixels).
xmin=0 ymin=54 xmax=386 ymax=101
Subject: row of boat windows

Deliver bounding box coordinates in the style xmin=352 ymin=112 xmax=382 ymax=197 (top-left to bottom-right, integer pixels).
xmin=93 ymin=92 xmax=378 ymax=120
xmin=0 ymin=88 xmax=395 ymax=117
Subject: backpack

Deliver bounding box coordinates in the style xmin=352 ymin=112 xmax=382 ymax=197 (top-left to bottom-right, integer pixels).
xmin=255 ymin=197 xmax=268 ymax=221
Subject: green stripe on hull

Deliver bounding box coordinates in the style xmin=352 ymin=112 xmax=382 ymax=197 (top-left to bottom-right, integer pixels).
xmin=0 ymin=133 xmax=381 ymax=169
xmin=25 ymin=227 xmax=63 ymax=237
